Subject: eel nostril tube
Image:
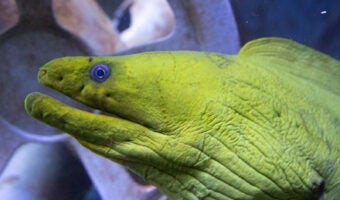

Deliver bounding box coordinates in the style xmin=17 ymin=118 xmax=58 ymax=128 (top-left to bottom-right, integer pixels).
xmin=38 ymin=69 xmax=47 ymax=79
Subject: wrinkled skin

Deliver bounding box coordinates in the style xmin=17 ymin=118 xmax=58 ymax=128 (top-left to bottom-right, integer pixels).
xmin=25 ymin=38 xmax=340 ymax=200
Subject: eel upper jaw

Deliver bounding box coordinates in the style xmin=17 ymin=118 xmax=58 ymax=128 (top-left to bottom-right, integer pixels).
xmin=37 ymin=64 xmax=163 ymax=133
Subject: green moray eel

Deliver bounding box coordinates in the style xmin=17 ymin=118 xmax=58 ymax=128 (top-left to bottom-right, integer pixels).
xmin=24 ymin=38 xmax=340 ymax=200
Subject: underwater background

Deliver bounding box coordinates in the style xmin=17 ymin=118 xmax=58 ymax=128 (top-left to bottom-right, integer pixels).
xmin=0 ymin=0 xmax=339 ymax=199
xmin=231 ymin=0 xmax=340 ymax=59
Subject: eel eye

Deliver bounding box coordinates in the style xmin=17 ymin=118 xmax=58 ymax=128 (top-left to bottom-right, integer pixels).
xmin=90 ymin=64 xmax=110 ymax=82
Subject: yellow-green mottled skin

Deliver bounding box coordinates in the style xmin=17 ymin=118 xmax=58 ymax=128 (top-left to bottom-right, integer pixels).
xmin=25 ymin=38 xmax=340 ymax=199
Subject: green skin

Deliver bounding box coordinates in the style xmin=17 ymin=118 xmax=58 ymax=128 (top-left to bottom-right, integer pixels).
xmin=25 ymin=38 xmax=340 ymax=200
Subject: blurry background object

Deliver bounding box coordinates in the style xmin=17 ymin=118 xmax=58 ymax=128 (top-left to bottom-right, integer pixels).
xmin=0 ymin=143 xmax=91 ymax=200
xmin=116 ymin=0 xmax=239 ymax=54
xmin=0 ymin=0 xmax=19 ymax=34
xmin=53 ymin=0 xmax=125 ymax=55
xmin=116 ymin=0 xmax=175 ymax=48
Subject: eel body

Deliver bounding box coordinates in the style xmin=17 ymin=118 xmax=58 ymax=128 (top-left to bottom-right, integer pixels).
xmin=25 ymin=38 xmax=340 ymax=200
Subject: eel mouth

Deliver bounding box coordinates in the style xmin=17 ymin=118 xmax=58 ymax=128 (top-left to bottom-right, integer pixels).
xmin=24 ymin=91 xmax=166 ymax=165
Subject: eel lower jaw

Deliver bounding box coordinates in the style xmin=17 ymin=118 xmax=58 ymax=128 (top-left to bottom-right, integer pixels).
xmin=24 ymin=92 xmax=151 ymax=145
